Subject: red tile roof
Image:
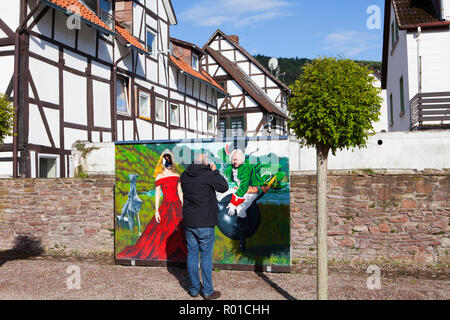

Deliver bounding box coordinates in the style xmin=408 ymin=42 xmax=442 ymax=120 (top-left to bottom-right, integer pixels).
xmin=392 ymin=0 xmax=447 ymax=29
xmin=169 ymin=55 xmax=228 ymax=96
xmin=115 ymin=24 xmax=148 ymax=54
xmin=41 ymin=0 xmax=114 ymax=34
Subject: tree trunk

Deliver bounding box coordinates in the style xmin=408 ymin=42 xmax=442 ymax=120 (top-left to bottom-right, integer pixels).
xmin=316 ymin=142 xmax=329 ymax=300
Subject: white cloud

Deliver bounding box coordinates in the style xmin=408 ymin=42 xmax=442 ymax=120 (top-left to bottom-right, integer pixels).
xmin=322 ymin=31 xmax=381 ymax=58
xmin=180 ymin=0 xmax=294 ymax=28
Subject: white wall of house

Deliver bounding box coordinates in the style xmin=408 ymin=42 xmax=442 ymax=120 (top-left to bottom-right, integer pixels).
xmin=407 ymin=27 xmax=450 ymax=95
xmin=386 ymin=3 xmax=411 ymax=132
xmin=372 ymin=75 xmax=389 ymax=133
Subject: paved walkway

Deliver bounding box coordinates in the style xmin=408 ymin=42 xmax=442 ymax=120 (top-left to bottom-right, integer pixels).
xmin=0 ymin=257 xmax=448 ymax=300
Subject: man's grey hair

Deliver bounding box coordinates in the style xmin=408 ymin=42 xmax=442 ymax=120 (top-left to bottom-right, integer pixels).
xmin=194 ymin=153 xmax=209 ymax=165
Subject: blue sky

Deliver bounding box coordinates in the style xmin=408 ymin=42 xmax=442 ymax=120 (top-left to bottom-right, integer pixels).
xmin=170 ymin=0 xmax=385 ymax=61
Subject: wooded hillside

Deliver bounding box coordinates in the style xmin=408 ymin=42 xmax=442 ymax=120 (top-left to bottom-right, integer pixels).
xmin=254 ymin=55 xmax=382 ymax=87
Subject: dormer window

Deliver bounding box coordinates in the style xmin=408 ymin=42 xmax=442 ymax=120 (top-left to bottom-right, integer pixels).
xmin=192 ymin=53 xmax=199 ymax=71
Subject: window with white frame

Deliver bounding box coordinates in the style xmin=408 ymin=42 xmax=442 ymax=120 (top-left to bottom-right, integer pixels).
xmin=116 ymin=76 xmax=130 ymax=114
xmin=139 ymin=92 xmax=151 ymax=119
xmin=155 ymin=98 xmax=165 ymax=123
xmin=192 ymin=53 xmax=199 ymax=71
xmin=146 ymin=27 xmax=157 ymax=57
xmin=170 ymin=103 xmax=179 ymax=126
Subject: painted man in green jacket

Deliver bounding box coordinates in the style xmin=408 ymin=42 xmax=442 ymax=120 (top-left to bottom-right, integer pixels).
xmin=219 ymin=147 xmax=286 ymax=251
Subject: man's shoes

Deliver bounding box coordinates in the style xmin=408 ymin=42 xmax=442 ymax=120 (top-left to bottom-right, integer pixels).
xmin=188 ymin=292 xmax=199 ymax=298
xmin=202 ymin=290 xmax=221 ymax=300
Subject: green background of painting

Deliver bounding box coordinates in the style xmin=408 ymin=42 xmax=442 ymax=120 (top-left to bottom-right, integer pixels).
xmin=115 ymin=141 xmax=290 ymax=267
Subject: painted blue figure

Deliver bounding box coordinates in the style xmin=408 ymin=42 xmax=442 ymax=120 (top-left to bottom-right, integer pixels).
xmin=116 ymin=174 xmax=143 ymax=235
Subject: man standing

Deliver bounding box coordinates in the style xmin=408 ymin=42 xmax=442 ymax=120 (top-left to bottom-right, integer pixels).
xmin=180 ymin=154 xmax=228 ymax=300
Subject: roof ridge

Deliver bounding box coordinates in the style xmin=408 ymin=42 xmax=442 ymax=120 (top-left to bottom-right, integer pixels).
xmin=204 ymin=29 xmax=290 ymax=93
xmin=205 ymin=46 xmax=288 ymax=119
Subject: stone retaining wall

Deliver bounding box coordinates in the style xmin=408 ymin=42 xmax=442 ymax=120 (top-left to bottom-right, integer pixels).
xmin=290 ymin=172 xmax=449 ymax=263
xmin=0 ymin=172 xmax=448 ymax=263
xmin=0 ymin=177 xmax=114 ymax=253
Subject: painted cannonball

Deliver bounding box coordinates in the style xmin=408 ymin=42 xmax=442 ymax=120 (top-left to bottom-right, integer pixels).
xmin=217 ymin=194 xmax=261 ymax=240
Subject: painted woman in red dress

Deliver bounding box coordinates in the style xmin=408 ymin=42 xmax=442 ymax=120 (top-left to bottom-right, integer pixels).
xmin=117 ymin=150 xmax=187 ymax=262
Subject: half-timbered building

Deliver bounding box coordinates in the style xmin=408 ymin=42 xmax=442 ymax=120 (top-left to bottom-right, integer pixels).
xmin=0 ymin=0 xmax=226 ymax=178
xmin=202 ymin=30 xmax=291 ymax=137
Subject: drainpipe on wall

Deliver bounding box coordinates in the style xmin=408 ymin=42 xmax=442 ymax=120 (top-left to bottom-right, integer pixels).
xmin=417 ymin=26 xmax=422 ymax=94
xmin=112 ymin=45 xmax=132 ymax=141
xmin=12 ymin=2 xmax=41 ymax=178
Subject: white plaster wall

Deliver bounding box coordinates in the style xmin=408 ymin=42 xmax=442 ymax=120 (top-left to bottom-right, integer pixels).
xmin=372 ymin=76 xmax=389 ymax=132
xmin=0 ymin=1 xmax=20 ymax=31
xmin=386 ymin=4 xmax=410 ymax=132
xmin=77 ymin=23 xmax=97 ymax=57
xmin=91 ymin=60 xmax=111 ymax=80
xmin=92 ymin=80 xmax=111 ymax=128
xmin=64 ymin=50 xmax=87 ymax=71
xmin=54 ymin=10 xmax=76 ymax=48
xmin=71 ymin=141 xmax=115 ymax=176
xmin=63 ymin=71 xmax=87 ymax=125
xmin=123 ymin=120 xmax=134 ymax=141
xmin=154 ymin=124 xmax=168 ymax=140
xmin=29 ymin=103 xmax=53 ymax=145
xmin=136 ymin=119 xmax=153 ymax=141
xmin=407 ymin=28 xmax=450 ymax=95
xmin=0 ymin=55 xmax=14 ymax=95
xmin=64 ymin=128 xmax=88 ymax=150
xmin=29 ymin=57 xmax=59 ymax=104
xmin=29 ymin=36 xmax=59 ymax=62
xmin=158 ymin=0 xmax=168 ymax=21
xmin=298 ymin=131 xmax=450 ymax=171
xmin=97 ymin=39 xmax=113 ymax=64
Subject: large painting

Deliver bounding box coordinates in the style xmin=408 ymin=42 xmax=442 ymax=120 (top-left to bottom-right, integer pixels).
xmin=114 ymin=137 xmax=290 ymax=272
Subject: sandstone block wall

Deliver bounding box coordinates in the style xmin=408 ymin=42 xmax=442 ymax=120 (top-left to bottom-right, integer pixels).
xmin=290 ymin=172 xmax=449 ymax=263
xmin=0 ymin=172 xmax=448 ymax=264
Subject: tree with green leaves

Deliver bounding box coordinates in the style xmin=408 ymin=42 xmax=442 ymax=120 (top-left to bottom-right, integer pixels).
xmin=0 ymin=93 xmax=14 ymax=146
xmin=287 ymin=57 xmax=382 ymax=300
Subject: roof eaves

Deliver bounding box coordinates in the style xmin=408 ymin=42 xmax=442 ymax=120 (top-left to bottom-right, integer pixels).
xmin=206 ymin=29 xmax=291 ymax=93
xmin=40 ymin=0 xmax=115 ymax=36
xmin=205 ymin=47 xmax=288 ymax=119
xmin=115 ymin=24 xmax=149 ymax=56
xmin=169 ymin=55 xmax=229 ymax=98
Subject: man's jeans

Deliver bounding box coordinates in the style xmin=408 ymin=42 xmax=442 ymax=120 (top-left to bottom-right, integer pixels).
xmin=185 ymin=227 xmax=215 ymax=296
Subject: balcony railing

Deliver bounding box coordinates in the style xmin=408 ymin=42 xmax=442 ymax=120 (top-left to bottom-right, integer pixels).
xmin=99 ymin=8 xmax=115 ymax=31
xmin=410 ymin=92 xmax=450 ymax=130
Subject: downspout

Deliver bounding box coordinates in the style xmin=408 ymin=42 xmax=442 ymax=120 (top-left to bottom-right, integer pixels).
xmin=112 ymin=45 xmax=132 ymax=141
xmin=417 ymin=27 xmax=422 ymax=94
xmin=12 ymin=2 xmax=41 ymax=178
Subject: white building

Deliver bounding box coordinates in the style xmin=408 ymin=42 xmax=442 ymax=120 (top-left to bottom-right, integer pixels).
xmin=382 ymin=0 xmax=450 ymax=131
xmin=0 ymin=0 xmax=225 ymax=178
xmin=371 ymin=71 xmax=389 ymax=133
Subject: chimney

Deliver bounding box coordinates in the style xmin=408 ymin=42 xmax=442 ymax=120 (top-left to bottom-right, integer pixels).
xmin=228 ymin=35 xmax=239 ymax=45
xmin=115 ymin=0 xmax=133 ymax=33
xmin=439 ymin=0 xmax=450 ymax=20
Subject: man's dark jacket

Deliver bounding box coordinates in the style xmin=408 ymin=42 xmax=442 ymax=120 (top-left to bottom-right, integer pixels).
xmin=180 ymin=164 xmax=228 ymax=228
